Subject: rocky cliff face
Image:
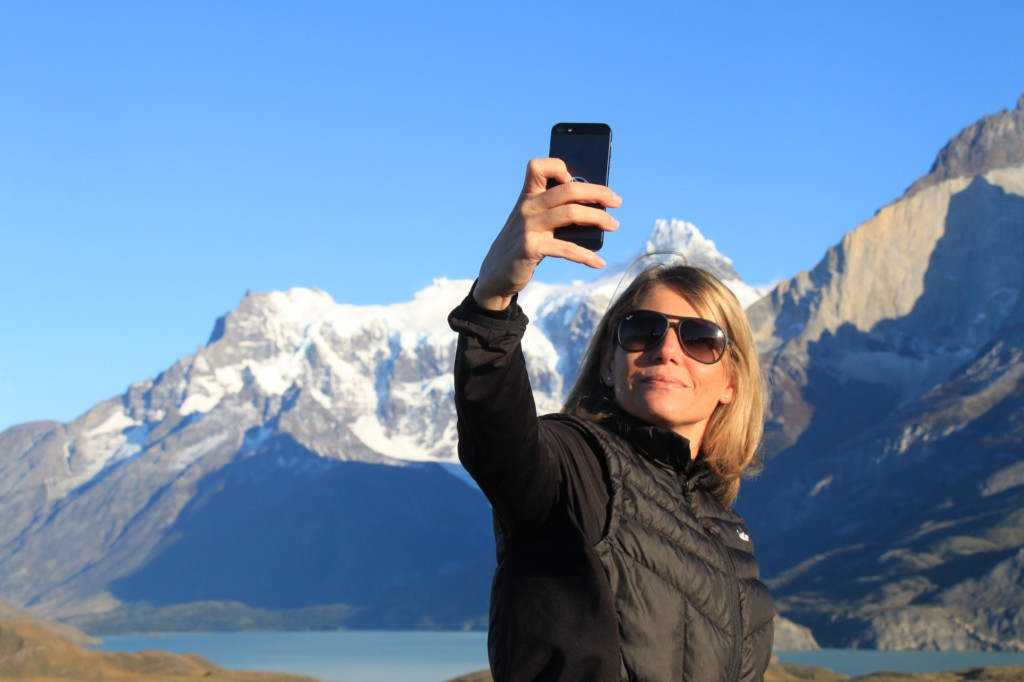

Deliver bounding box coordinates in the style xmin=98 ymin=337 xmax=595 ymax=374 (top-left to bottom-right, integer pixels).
xmin=739 ymin=96 xmax=1024 ymax=651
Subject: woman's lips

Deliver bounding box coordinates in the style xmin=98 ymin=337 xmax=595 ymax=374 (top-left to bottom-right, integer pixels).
xmin=640 ymin=374 xmax=686 ymax=388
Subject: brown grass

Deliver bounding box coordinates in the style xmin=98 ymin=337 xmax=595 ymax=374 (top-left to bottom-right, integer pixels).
xmin=0 ymin=620 xmax=319 ymax=681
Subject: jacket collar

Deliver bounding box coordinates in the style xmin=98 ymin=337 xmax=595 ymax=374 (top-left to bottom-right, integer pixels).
xmin=602 ymin=408 xmax=701 ymax=476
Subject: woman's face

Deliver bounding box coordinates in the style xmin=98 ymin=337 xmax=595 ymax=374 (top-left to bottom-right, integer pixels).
xmin=604 ymin=284 xmax=735 ymax=454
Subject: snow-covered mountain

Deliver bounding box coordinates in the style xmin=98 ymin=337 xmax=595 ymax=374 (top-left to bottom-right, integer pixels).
xmin=0 ymin=219 xmax=755 ymax=629
xmin=642 ymin=218 xmax=765 ymax=309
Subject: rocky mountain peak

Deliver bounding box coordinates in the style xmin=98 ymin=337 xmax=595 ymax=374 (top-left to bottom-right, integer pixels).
xmin=905 ymin=92 xmax=1024 ymax=197
xmin=628 ymin=218 xmax=765 ymax=309
xmin=644 ymin=218 xmax=741 ymax=278
xmin=208 ymin=287 xmax=337 ymax=346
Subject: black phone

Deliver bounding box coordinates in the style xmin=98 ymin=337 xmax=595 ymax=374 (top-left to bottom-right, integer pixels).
xmin=548 ymin=122 xmax=613 ymax=251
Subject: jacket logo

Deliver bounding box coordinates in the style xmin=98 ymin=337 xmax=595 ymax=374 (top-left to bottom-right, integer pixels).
xmin=736 ymin=529 xmax=750 ymax=542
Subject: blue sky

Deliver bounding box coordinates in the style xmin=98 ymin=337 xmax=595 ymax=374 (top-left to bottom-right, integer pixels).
xmin=2 ymin=1 xmax=1023 ymax=431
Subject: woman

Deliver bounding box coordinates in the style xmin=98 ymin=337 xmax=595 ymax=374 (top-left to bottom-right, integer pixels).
xmin=449 ymin=159 xmax=774 ymax=681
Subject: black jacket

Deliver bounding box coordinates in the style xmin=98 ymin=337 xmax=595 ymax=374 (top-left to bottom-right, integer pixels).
xmin=449 ymin=292 xmax=773 ymax=681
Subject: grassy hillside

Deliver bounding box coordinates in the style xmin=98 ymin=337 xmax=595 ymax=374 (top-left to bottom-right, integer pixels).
xmin=0 ymin=620 xmax=319 ymax=682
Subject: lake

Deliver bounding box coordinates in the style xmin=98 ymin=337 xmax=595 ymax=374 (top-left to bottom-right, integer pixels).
xmin=92 ymin=631 xmax=1024 ymax=682
xmin=94 ymin=631 xmax=490 ymax=682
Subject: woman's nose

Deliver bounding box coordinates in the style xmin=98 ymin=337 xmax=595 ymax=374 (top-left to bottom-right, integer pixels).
xmin=650 ymin=325 xmax=685 ymax=362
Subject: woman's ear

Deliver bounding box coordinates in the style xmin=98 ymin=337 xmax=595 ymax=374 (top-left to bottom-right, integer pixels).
xmin=601 ymin=351 xmax=615 ymax=388
xmin=720 ymin=374 xmax=736 ymax=405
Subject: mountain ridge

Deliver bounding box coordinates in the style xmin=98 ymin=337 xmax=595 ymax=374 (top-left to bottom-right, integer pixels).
xmin=905 ymin=93 xmax=1024 ymax=198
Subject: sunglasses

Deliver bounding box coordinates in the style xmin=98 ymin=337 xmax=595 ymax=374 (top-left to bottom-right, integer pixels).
xmin=615 ymin=310 xmax=729 ymax=365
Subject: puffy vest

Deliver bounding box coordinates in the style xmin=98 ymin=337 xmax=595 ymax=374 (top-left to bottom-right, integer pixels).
xmin=574 ymin=416 xmax=775 ymax=682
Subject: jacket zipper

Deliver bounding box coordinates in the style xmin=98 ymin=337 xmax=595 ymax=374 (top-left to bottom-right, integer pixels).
xmin=717 ymin=538 xmax=744 ymax=682
xmin=684 ymin=475 xmax=743 ymax=682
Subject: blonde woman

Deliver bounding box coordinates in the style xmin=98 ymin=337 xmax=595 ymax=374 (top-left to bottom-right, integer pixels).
xmin=449 ymin=159 xmax=774 ymax=681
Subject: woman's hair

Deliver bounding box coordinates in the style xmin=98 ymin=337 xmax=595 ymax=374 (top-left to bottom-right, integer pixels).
xmin=563 ymin=264 xmax=767 ymax=507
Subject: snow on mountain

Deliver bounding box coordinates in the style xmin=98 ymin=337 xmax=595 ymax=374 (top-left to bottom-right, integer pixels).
xmin=645 ymin=218 xmax=732 ymax=266
xmin=25 ymin=219 xmax=757 ymax=500
xmin=48 ymin=402 xmax=152 ymax=499
xmin=643 ymin=218 xmax=768 ymax=309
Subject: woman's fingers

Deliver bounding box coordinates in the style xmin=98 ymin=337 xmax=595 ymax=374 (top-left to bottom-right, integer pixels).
xmin=534 ymin=232 xmax=609 ymax=269
xmin=533 ymin=178 xmax=623 ymax=212
xmin=521 ymin=158 xmax=622 ymax=211
xmin=523 ymin=157 xmax=572 ymax=194
xmin=528 ymin=202 xmax=621 ymax=234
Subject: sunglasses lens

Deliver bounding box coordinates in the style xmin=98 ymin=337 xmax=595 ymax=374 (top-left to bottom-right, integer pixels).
xmin=617 ymin=311 xmax=668 ymax=352
xmin=678 ymin=319 xmax=727 ymax=364
xmin=617 ymin=311 xmax=728 ymax=364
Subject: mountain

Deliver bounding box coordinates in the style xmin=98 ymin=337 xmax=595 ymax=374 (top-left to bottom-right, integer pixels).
xmin=0 ymin=219 xmax=752 ymax=632
xmin=738 ymin=94 xmax=1024 ymax=650
xmin=0 ymin=281 xmax=496 ymax=629
xmin=905 ymin=93 xmax=1024 ymax=197
xmin=641 ymin=217 xmax=766 ymax=309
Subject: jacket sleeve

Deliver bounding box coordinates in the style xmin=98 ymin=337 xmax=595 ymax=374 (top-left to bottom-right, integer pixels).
xmin=447 ymin=291 xmax=567 ymax=536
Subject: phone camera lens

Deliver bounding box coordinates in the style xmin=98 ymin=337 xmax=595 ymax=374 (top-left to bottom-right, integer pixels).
xmin=556 ymin=126 xmax=565 ymax=134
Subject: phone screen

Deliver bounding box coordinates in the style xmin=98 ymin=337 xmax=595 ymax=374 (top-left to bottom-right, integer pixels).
xmin=549 ymin=123 xmax=612 ymax=251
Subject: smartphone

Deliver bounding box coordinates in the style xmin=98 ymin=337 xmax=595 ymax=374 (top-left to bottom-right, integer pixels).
xmin=548 ymin=123 xmax=613 ymax=251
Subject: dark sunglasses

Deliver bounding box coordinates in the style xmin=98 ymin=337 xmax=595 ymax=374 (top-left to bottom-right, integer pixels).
xmin=615 ymin=310 xmax=729 ymax=364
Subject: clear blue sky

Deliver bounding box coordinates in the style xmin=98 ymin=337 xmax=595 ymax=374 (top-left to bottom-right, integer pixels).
xmin=2 ymin=1 xmax=1022 ymax=431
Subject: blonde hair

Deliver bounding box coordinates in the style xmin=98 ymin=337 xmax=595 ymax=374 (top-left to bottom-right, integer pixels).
xmin=563 ymin=265 xmax=767 ymax=507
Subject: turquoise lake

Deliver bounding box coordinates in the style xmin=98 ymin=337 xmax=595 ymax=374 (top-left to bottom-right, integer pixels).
xmin=93 ymin=631 xmax=1024 ymax=682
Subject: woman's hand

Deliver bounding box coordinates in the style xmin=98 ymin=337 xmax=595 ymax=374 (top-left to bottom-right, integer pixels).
xmin=473 ymin=158 xmax=622 ymax=311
